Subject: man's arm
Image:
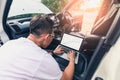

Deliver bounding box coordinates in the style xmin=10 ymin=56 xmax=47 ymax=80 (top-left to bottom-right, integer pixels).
xmin=49 ymin=48 xmax=75 ymax=80
xmin=61 ymin=50 xmax=75 ymax=80
xmin=49 ymin=48 xmax=64 ymax=55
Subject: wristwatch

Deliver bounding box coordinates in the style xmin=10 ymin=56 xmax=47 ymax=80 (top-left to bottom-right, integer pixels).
xmin=51 ymin=51 xmax=55 ymax=55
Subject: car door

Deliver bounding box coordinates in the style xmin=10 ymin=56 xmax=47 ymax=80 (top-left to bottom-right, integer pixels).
xmin=82 ymin=4 xmax=120 ymax=79
xmin=92 ymin=37 xmax=120 ymax=80
xmin=91 ymin=5 xmax=120 ymax=79
xmin=0 ymin=0 xmax=10 ymax=44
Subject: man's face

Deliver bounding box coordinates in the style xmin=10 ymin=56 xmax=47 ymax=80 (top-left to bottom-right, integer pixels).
xmin=42 ymin=33 xmax=54 ymax=48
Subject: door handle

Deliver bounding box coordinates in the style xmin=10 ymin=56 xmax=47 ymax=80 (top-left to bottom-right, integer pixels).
xmin=95 ymin=77 xmax=104 ymax=80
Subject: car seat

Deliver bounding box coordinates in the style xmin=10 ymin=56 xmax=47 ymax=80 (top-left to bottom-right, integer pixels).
xmin=82 ymin=2 xmax=120 ymax=51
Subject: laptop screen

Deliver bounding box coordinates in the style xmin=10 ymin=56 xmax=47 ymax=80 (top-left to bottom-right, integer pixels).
xmin=61 ymin=33 xmax=83 ymax=51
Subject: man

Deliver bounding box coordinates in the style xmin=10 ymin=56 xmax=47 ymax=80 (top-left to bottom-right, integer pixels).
xmin=0 ymin=15 xmax=75 ymax=80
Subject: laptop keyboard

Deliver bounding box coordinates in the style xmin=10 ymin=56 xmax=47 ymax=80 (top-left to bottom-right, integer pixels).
xmin=58 ymin=45 xmax=71 ymax=53
xmin=56 ymin=45 xmax=79 ymax=64
xmin=58 ymin=45 xmax=78 ymax=57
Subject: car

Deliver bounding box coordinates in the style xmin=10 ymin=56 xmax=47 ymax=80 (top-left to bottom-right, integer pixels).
xmin=0 ymin=0 xmax=120 ymax=80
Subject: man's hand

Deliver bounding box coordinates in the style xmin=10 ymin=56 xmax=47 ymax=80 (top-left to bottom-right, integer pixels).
xmin=61 ymin=50 xmax=75 ymax=80
xmin=67 ymin=50 xmax=75 ymax=62
xmin=53 ymin=48 xmax=64 ymax=54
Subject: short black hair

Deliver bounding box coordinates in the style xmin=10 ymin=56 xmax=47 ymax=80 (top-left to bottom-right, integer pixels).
xmin=30 ymin=15 xmax=54 ymax=37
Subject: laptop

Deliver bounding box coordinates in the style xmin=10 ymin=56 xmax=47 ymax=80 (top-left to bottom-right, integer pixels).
xmin=55 ymin=33 xmax=84 ymax=64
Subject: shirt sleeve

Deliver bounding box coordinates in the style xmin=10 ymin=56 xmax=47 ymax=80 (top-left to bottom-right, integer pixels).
xmin=33 ymin=54 xmax=62 ymax=80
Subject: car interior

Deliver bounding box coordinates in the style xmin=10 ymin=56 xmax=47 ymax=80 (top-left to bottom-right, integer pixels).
xmin=1 ymin=0 xmax=120 ymax=80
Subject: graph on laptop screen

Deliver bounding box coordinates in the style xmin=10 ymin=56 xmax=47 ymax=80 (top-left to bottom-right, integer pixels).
xmin=61 ymin=34 xmax=83 ymax=51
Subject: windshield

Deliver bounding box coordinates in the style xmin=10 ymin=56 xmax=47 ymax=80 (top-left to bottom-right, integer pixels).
xmin=8 ymin=0 xmax=52 ymax=20
xmin=7 ymin=0 xmax=102 ymax=35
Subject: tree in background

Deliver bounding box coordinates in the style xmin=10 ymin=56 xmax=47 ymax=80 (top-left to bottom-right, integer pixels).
xmin=41 ymin=0 xmax=69 ymax=13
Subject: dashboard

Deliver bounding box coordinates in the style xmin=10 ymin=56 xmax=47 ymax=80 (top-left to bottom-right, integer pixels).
xmin=7 ymin=17 xmax=31 ymax=39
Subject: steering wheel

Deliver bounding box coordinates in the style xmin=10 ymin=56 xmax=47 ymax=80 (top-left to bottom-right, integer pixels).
xmin=56 ymin=11 xmax=74 ymax=33
xmin=62 ymin=10 xmax=73 ymax=26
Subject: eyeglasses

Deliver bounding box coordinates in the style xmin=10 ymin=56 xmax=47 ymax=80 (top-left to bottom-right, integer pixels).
xmin=49 ymin=34 xmax=55 ymax=38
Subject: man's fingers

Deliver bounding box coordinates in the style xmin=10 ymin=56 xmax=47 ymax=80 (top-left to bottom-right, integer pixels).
xmin=68 ymin=50 xmax=75 ymax=54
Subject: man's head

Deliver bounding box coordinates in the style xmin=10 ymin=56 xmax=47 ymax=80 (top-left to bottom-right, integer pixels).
xmin=28 ymin=15 xmax=55 ymax=48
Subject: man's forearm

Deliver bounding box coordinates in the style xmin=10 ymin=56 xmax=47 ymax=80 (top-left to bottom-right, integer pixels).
xmin=61 ymin=59 xmax=75 ymax=80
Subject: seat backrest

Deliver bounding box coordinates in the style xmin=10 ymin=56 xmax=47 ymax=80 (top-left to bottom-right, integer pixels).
xmin=91 ymin=3 xmax=119 ymax=36
xmin=94 ymin=0 xmax=113 ymax=24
